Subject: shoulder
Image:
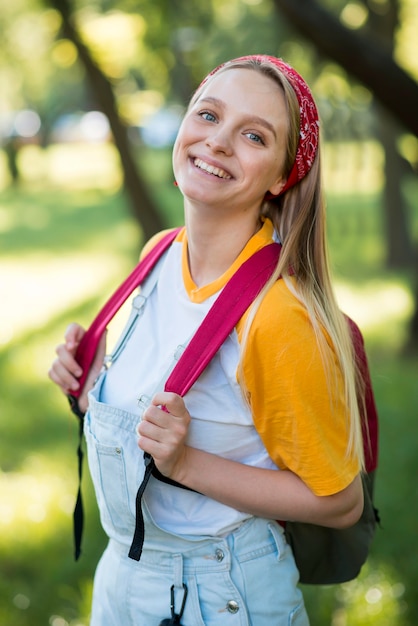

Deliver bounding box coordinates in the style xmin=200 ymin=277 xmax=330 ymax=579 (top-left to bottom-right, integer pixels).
xmin=245 ymin=276 xmax=340 ymax=357
xmin=238 ymin=276 xmax=312 ymax=346
xmin=139 ymin=227 xmax=185 ymax=261
xmin=258 ymin=277 xmax=307 ymax=324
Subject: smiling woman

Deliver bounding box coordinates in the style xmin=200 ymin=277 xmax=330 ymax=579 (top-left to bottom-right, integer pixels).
xmin=172 ymin=69 xmax=288 ymax=222
xmin=49 ymin=55 xmax=366 ymax=626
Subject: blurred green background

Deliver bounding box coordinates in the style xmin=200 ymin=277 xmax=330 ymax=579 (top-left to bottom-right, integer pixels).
xmin=1 ymin=0 xmax=417 ymax=625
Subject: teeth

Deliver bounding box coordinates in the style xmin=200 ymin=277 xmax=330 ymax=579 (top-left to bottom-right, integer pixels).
xmin=194 ymin=158 xmax=231 ymax=179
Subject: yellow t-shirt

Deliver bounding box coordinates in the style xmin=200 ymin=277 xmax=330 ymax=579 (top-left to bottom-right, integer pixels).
xmin=238 ymin=276 xmax=359 ymax=496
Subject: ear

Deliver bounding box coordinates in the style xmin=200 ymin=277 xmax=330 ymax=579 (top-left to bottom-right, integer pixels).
xmin=267 ymin=176 xmax=286 ymax=198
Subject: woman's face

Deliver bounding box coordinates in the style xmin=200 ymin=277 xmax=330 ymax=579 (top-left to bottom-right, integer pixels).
xmin=172 ymin=67 xmax=288 ymax=213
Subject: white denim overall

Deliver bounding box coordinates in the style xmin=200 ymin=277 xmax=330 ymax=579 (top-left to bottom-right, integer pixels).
xmin=83 ymin=251 xmax=309 ymax=625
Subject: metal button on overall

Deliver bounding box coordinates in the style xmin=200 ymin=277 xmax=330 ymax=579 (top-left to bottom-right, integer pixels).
xmin=226 ymin=600 xmax=239 ymax=614
xmin=215 ymin=548 xmax=224 ymax=562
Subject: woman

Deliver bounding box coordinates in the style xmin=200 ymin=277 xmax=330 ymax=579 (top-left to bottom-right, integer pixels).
xmin=49 ymin=55 xmax=364 ymax=625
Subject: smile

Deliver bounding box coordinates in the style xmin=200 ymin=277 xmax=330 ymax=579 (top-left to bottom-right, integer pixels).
xmin=193 ymin=158 xmax=232 ymax=180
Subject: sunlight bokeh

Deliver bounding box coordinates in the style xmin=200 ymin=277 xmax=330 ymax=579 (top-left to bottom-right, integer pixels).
xmin=0 ymin=454 xmax=74 ymax=541
xmin=0 ymin=245 xmax=135 ymax=346
xmin=18 ymin=144 xmax=122 ymax=191
xmin=0 ymin=131 xmax=417 ymax=625
xmin=331 ymin=563 xmax=408 ymax=626
xmin=335 ymin=280 xmax=413 ymax=347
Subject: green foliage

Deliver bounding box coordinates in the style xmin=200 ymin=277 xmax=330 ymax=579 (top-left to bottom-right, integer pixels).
xmin=303 ymin=353 xmax=418 ymax=625
xmin=2 ymin=0 xmax=418 ymax=147
xmin=0 ymin=144 xmax=417 ymax=625
xmin=1 ymin=0 xmax=417 ymax=622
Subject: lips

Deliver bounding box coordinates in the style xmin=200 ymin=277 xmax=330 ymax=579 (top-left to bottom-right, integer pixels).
xmin=193 ymin=158 xmax=232 ymax=180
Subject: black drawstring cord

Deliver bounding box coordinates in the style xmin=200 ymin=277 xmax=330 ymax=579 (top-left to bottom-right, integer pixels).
xmin=128 ymin=453 xmax=155 ymax=561
xmin=68 ymin=394 xmax=85 ymax=561
xmin=129 ymin=455 xmax=198 ymax=562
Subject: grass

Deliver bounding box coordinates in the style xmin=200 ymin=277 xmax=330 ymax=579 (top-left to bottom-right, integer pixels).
xmin=0 ymin=143 xmax=417 ymax=625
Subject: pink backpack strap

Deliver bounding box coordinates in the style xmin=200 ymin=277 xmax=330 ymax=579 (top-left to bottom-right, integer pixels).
xmin=129 ymin=241 xmax=282 ymax=561
xmin=70 ymin=227 xmax=181 ymax=403
xmin=346 ymin=317 xmax=379 ymax=473
xmin=164 ymin=242 xmax=281 ymax=396
xmin=69 ymin=226 xmax=181 ymax=560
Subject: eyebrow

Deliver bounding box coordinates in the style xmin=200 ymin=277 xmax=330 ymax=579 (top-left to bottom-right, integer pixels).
xmin=197 ymin=96 xmax=278 ymax=140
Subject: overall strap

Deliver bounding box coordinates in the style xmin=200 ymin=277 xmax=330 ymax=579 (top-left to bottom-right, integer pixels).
xmin=105 ymin=249 xmax=168 ymax=368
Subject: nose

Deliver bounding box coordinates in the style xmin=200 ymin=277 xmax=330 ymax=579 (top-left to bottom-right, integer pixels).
xmin=205 ymin=126 xmax=233 ymax=155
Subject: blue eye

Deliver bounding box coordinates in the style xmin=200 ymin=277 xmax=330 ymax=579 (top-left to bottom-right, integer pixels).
xmin=199 ymin=111 xmax=217 ymax=122
xmin=246 ymin=132 xmax=264 ymax=144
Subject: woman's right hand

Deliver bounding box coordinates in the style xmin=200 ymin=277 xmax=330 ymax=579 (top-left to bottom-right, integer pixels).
xmin=48 ymin=323 xmax=107 ymax=414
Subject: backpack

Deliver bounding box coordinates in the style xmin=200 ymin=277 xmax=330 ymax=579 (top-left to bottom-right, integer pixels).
xmin=68 ymin=228 xmax=379 ymax=584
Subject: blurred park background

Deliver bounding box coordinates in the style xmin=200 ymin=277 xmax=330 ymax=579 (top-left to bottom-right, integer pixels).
xmin=0 ymin=0 xmax=417 ymax=624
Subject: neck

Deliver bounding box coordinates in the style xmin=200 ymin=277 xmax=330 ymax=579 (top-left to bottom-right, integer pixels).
xmin=184 ymin=205 xmax=262 ymax=287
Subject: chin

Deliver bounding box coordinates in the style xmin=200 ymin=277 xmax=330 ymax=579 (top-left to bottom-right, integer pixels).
xmin=181 ymin=182 xmax=220 ymax=204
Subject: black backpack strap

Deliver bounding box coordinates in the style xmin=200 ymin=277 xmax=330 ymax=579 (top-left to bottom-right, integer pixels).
xmin=129 ymin=454 xmax=198 ymax=561
xmin=68 ymin=398 xmax=86 ymax=560
xmin=128 ymin=453 xmax=155 ymax=561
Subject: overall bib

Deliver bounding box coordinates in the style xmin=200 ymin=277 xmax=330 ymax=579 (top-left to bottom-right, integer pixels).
xmin=84 ymin=375 xmax=309 ymax=625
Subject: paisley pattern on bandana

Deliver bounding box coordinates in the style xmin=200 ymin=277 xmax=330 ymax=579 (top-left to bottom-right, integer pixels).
xmin=197 ymin=55 xmax=320 ymax=196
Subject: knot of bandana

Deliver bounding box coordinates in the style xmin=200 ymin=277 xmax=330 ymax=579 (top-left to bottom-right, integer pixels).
xmin=198 ymin=55 xmax=320 ymax=196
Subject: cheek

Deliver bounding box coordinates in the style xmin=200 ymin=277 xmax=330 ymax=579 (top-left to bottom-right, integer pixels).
xmin=172 ymin=130 xmax=188 ymax=179
xmin=250 ymin=156 xmax=280 ymax=185
xmin=172 ymin=122 xmax=191 ymax=168
xmin=172 ymin=140 xmax=180 ymax=178
xmin=263 ymin=151 xmax=285 ymax=182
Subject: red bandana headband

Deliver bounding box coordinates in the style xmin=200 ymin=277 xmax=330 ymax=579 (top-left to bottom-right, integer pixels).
xmin=198 ymin=55 xmax=320 ymax=196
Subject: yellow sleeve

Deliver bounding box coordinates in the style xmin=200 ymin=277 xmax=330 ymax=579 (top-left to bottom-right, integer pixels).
xmin=239 ymin=279 xmax=360 ymax=496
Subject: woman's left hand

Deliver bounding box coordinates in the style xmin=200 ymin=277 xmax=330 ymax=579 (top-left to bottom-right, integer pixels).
xmin=137 ymin=392 xmax=191 ymax=480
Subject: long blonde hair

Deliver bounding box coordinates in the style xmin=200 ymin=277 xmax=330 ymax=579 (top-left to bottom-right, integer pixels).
xmin=202 ymin=57 xmax=365 ymax=467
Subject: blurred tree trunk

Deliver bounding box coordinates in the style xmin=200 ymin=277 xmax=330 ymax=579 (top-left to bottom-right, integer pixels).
xmin=169 ymin=29 xmax=196 ymax=104
xmin=4 ymin=138 xmax=20 ymax=185
xmin=273 ymin=0 xmax=418 ymax=351
xmin=377 ymin=110 xmax=413 ymax=268
xmin=365 ymin=0 xmax=414 ymax=269
xmin=48 ymin=0 xmax=165 ymax=241
xmin=409 ymin=259 xmax=418 ymax=354
xmin=272 ymin=0 xmax=418 ymax=137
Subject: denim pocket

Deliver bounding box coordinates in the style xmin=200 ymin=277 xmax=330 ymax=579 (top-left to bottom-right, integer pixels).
xmin=95 ymin=442 xmax=132 ymax=533
xmin=268 ymin=521 xmax=291 ymax=562
xmin=84 ymin=409 xmax=138 ymax=538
